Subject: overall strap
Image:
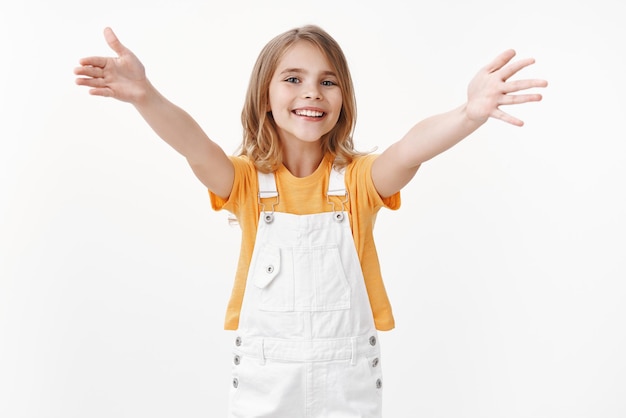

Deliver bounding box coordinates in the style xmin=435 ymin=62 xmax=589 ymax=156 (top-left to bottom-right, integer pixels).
xmin=256 ymin=163 xmax=347 ymax=222
xmin=327 ymin=165 xmax=347 ymax=197
xmin=257 ymin=171 xmax=278 ymax=199
xmin=257 ymin=171 xmax=279 ymax=223
xmin=326 ymin=165 xmax=348 ymax=221
xmin=256 ymin=164 xmax=346 ymax=198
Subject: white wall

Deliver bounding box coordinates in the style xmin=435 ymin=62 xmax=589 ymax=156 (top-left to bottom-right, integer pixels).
xmin=1 ymin=0 xmax=624 ymax=417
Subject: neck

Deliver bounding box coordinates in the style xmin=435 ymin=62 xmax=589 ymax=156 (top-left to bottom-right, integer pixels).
xmin=281 ymin=142 xmax=324 ymax=178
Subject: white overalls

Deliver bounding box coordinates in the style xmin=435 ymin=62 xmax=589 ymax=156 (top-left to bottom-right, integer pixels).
xmin=228 ymin=166 xmax=383 ymax=418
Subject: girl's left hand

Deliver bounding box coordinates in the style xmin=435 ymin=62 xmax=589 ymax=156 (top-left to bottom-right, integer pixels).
xmin=466 ymin=49 xmax=548 ymax=127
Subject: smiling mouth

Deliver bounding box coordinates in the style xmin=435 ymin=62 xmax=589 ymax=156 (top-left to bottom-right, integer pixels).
xmin=294 ymin=109 xmax=325 ymax=118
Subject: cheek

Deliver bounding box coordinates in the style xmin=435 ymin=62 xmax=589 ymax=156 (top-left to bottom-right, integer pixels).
xmin=267 ymin=84 xmax=280 ymax=112
xmin=266 ymin=94 xmax=274 ymax=113
xmin=330 ymin=92 xmax=343 ymax=114
xmin=331 ymin=97 xmax=344 ymax=120
xmin=330 ymin=111 xmax=342 ymax=128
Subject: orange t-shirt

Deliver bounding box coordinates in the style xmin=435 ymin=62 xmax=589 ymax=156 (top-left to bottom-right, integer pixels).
xmin=210 ymin=153 xmax=400 ymax=331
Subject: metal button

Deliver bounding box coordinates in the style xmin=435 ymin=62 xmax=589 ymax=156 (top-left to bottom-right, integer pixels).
xmin=369 ymin=336 xmax=377 ymax=346
xmin=376 ymin=378 xmax=382 ymax=389
xmin=265 ymin=265 xmax=274 ymax=274
xmin=233 ymin=378 xmax=239 ymax=389
xmin=234 ymin=355 xmax=241 ymax=365
xmin=235 ymin=336 xmax=242 ymax=347
xmin=264 ymin=213 xmax=274 ymax=223
xmin=334 ymin=212 xmax=344 ymax=222
xmin=371 ymin=357 xmax=379 ymax=368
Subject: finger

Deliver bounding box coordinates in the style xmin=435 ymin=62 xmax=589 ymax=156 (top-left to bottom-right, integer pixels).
xmin=78 ymin=56 xmax=109 ymax=68
xmin=75 ymin=76 xmax=107 ymax=88
xmin=73 ymin=65 xmax=104 ymax=78
xmin=499 ymin=93 xmax=543 ymax=105
xmin=503 ymin=78 xmax=549 ymax=93
xmin=484 ymin=49 xmax=516 ymax=73
xmin=88 ymin=88 xmax=114 ymax=98
xmin=103 ymin=27 xmax=128 ymax=57
xmin=492 ymin=108 xmax=524 ymax=127
xmin=499 ymin=57 xmax=537 ymax=81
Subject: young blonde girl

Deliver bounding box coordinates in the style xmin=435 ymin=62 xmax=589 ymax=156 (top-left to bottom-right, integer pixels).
xmin=75 ymin=24 xmax=546 ymax=418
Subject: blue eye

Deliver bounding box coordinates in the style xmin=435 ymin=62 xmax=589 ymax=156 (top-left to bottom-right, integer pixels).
xmin=285 ymin=77 xmax=300 ymax=83
xmin=321 ymin=80 xmax=336 ymax=86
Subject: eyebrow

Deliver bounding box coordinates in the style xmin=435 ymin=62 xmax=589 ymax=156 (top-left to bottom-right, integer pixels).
xmin=278 ymin=68 xmax=337 ymax=77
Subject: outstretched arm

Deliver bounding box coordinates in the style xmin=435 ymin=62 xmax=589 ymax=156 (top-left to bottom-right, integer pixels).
xmin=372 ymin=49 xmax=548 ymax=198
xmin=74 ymin=27 xmax=234 ymax=198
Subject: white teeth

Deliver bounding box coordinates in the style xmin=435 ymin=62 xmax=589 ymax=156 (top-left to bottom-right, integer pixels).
xmin=295 ymin=109 xmax=324 ymax=117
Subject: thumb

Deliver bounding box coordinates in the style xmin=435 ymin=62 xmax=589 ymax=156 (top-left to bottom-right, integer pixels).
xmin=103 ymin=27 xmax=127 ymax=56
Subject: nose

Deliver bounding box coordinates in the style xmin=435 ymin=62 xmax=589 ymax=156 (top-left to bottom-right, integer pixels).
xmin=302 ymin=81 xmax=322 ymax=100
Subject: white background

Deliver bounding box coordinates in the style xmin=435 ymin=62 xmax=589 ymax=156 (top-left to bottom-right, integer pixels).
xmin=1 ymin=0 xmax=625 ymax=417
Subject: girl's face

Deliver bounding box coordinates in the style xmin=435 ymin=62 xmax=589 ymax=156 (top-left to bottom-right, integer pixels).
xmin=268 ymin=41 xmax=342 ymax=147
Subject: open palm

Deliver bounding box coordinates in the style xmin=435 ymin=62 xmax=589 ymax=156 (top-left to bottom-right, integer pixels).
xmin=74 ymin=27 xmax=148 ymax=103
xmin=466 ymin=49 xmax=547 ymax=127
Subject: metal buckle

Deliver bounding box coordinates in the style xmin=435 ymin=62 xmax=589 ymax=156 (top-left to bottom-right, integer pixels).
xmin=258 ymin=192 xmax=279 ymax=223
xmin=326 ymin=190 xmax=349 ymax=222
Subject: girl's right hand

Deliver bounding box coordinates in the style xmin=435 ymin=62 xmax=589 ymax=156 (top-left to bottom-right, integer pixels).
xmin=74 ymin=27 xmax=149 ymax=104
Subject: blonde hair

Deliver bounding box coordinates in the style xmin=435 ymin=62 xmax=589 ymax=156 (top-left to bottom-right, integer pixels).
xmin=239 ymin=25 xmax=363 ymax=173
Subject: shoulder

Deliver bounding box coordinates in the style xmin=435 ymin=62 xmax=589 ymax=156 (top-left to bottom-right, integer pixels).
xmin=210 ymin=155 xmax=259 ymax=212
xmin=344 ymin=153 xmax=378 ymax=183
xmin=345 ymin=154 xmax=401 ymax=211
xmin=229 ymin=154 xmax=256 ymax=173
xmin=228 ymin=155 xmax=260 ymax=194
xmin=346 ymin=153 xmax=377 ymax=170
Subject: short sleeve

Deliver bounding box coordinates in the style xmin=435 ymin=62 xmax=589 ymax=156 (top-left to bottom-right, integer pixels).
xmin=346 ymin=154 xmax=401 ymax=212
xmin=208 ymin=156 xmax=257 ymax=214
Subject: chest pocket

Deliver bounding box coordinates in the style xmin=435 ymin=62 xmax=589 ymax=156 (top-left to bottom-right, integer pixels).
xmin=253 ymin=243 xmax=351 ymax=312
